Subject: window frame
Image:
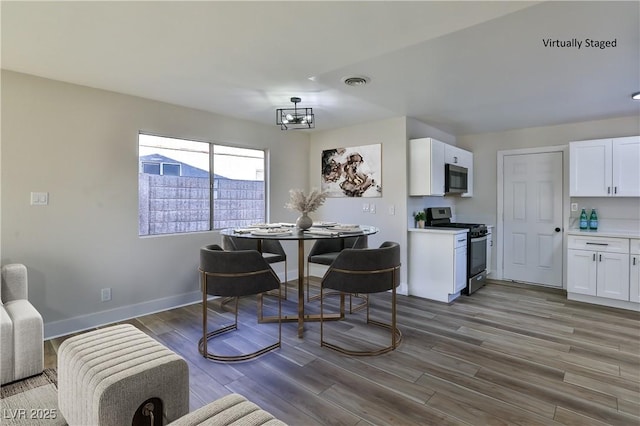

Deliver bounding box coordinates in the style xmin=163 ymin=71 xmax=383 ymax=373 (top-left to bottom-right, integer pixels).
xmin=138 ymin=132 xmax=268 ymax=236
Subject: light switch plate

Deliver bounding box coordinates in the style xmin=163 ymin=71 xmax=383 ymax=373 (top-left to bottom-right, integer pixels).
xmin=370 ymin=203 xmax=376 ymax=214
xmin=101 ymin=288 xmax=112 ymax=302
xmin=571 ymin=203 xmax=578 ymax=212
xmin=362 ymin=203 xmax=369 ymax=212
xmin=30 ymin=192 xmax=49 ymax=205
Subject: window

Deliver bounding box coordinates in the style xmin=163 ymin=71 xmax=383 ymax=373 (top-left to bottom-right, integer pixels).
xmin=142 ymin=162 xmax=161 ymax=175
xmin=161 ymin=163 xmax=181 ymax=176
xmin=138 ymin=134 xmax=265 ymax=236
xmin=141 ymin=162 xmax=181 ymax=176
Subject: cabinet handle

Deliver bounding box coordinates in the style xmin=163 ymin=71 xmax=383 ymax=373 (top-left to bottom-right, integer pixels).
xmin=454 ymin=156 xmax=458 ymax=163
xmin=607 ymin=187 xmax=611 ymax=194
xmin=593 ymin=253 xmax=596 ymax=261
xmin=586 ymin=242 xmax=608 ymax=246
xmin=599 ymin=254 xmax=602 ymax=262
xmin=634 ymin=257 xmax=637 ymax=266
xmin=457 ymin=238 xmax=466 ymax=243
xmin=614 ymin=186 xmax=617 ymax=194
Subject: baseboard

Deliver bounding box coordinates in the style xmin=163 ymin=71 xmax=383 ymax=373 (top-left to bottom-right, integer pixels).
xmin=44 ymin=291 xmax=202 ymax=340
xmin=567 ymin=293 xmax=640 ymax=312
xmin=487 ymin=278 xmax=566 ymax=295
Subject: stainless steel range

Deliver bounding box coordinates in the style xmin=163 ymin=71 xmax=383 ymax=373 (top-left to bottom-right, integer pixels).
xmin=425 ymin=207 xmax=488 ymax=294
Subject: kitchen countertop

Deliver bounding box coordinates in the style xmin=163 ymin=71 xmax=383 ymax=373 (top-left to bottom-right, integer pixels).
xmin=408 ymin=227 xmax=468 ymax=235
xmin=567 ymin=229 xmax=640 ymax=239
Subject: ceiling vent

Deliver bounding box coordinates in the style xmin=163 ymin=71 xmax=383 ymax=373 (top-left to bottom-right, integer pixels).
xmin=343 ymin=76 xmax=370 ymax=87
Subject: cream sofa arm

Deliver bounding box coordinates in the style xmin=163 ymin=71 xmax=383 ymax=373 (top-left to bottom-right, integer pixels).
xmin=0 ymin=263 xmax=43 ymax=385
xmin=1 ymin=264 xmax=28 ymax=302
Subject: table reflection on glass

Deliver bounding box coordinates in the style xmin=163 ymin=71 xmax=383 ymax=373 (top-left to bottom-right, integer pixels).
xmin=220 ymin=225 xmax=378 ymax=338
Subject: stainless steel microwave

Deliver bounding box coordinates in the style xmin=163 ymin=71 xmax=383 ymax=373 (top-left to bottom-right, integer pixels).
xmin=445 ymin=163 xmax=468 ymax=194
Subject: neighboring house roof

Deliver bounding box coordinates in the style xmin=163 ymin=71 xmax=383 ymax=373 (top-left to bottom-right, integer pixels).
xmin=140 ymin=154 xmax=228 ymax=179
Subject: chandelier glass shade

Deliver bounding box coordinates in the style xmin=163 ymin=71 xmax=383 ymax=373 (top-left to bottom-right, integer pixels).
xmin=276 ymin=97 xmax=314 ymax=130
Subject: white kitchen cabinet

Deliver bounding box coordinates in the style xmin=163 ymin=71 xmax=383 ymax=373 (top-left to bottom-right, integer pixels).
xmin=486 ymin=226 xmax=493 ymax=276
xmin=444 ymin=144 xmax=474 ymax=197
xmin=409 ymin=138 xmax=445 ymax=196
xmin=612 ymin=136 xmax=640 ymax=196
xmin=567 ymin=248 xmax=598 ymax=295
xmin=444 ymin=144 xmax=463 ymax=166
xmin=567 ymin=235 xmax=630 ymax=301
xmin=570 ymin=136 xmax=640 ymax=197
xmin=630 ymin=239 xmax=640 ymax=303
xmin=596 ymin=252 xmax=630 ymax=300
xmin=408 ymin=229 xmax=468 ymax=303
xmin=454 ymin=243 xmax=467 ymax=293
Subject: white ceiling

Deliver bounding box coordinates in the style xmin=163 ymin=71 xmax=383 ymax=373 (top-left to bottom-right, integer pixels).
xmin=2 ymin=1 xmax=639 ymax=135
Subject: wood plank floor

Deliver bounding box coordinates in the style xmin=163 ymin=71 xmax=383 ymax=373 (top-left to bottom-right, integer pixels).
xmin=45 ymin=280 xmax=640 ymax=425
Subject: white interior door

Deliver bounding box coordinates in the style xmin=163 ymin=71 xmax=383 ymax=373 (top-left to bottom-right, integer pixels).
xmin=503 ymin=152 xmax=563 ymax=287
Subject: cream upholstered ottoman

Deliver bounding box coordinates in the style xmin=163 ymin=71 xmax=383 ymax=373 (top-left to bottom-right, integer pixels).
xmin=168 ymin=393 xmax=287 ymax=426
xmin=58 ymin=324 xmax=189 ymax=426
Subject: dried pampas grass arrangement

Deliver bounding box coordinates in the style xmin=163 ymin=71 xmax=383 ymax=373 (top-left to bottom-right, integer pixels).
xmin=285 ymin=189 xmax=328 ymax=214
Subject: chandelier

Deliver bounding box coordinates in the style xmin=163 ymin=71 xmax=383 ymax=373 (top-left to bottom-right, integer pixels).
xmin=276 ymin=97 xmax=314 ymax=130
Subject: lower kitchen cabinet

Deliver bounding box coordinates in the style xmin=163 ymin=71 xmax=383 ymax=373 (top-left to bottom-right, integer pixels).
xmin=486 ymin=226 xmax=493 ymax=276
xmin=567 ymin=248 xmax=597 ymax=295
xmin=408 ymin=228 xmax=468 ymax=303
xmin=567 ymin=235 xmax=630 ymax=302
xmin=595 ymin=251 xmax=630 ymax=300
xmin=631 ymin=239 xmax=640 ymax=303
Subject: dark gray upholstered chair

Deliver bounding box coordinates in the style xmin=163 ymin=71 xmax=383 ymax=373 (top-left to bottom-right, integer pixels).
xmin=306 ymin=235 xmax=368 ymax=302
xmin=222 ymin=235 xmax=288 ymax=298
xmin=320 ymin=241 xmax=402 ymax=356
xmin=198 ymin=244 xmax=281 ymax=362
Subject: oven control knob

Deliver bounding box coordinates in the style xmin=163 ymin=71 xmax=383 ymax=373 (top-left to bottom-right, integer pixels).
xmin=555 ymin=227 xmax=561 ymax=232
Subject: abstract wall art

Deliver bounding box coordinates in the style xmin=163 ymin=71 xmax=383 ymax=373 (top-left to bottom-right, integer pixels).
xmin=321 ymin=143 xmax=382 ymax=198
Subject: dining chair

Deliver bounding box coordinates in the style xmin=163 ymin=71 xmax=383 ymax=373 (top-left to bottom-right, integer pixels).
xmin=320 ymin=241 xmax=402 ymax=356
xmin=306 ymin=235 xmax=368 ymax=303
xmin=198 ymin=244 xmax=281 ymax=362
xmin=222 ymin=235 xmax=288 ymax=299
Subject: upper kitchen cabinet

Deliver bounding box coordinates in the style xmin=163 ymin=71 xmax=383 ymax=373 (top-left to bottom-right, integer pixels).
xmin=445 ymin=144 xmax=473 ymax=197
xmin=570 ymin=136 xmax=640 ymax=197
xmin=409 ymin=138 xmax=473 ymax=197
xmin=613 ymin=137 xmax=640 ymax=196
xmin=409 ymin=138 xmax=445 ymax=196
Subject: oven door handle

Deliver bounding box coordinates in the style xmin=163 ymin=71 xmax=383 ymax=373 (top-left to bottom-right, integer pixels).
xmin=471 ymin=236 xmax=488 ymax=243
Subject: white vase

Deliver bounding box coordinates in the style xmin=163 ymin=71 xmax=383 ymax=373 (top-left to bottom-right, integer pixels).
xmin=296 ymin=212 xmax=313 ymax=230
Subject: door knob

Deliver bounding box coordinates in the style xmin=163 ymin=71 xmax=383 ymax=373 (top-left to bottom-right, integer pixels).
xmin=555 ymin=227 xmax=561 ymax=232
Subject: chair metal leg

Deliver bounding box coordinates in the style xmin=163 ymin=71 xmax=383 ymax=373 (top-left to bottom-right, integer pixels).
xmin=306 ymin=260 xmax=311 ymax=302
xmin=349 ymin=293 xmax=368 ymax=314
xmin=312 ymin=289 xmax=367 ymax=314
xmin=199 ymin=290 xmax=281 ymax=363
xmin=321 ymin=287 xmax=402 ymax=356
xmin=284 ymin=259 xmax=288 ymax=300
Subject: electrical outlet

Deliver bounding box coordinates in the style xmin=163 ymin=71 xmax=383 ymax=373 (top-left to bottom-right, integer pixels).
xmin=101 ymin=288 xmax=112 ymax=302
xmin=370 ymin=203 xmax=376 ymax=214
xmin=388 ymin=204 xmax=395 ymax=215
xmin=571 ymin=203 xmax=578 ymax=212
xmin=362 ymin=203 xmax=369 ymax=212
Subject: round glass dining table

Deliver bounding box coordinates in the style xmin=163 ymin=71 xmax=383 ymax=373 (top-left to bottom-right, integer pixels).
xmin=220 ymin=225 xmax=379 ymax=338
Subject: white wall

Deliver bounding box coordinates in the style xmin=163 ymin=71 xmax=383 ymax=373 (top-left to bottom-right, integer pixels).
xmin=456 ymin=115 xmax=640 ymax=276
xmin=309 ymin=117 xmax=411 ymax=293
xmin=1 ymin=71 xmax=309 ymax=338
